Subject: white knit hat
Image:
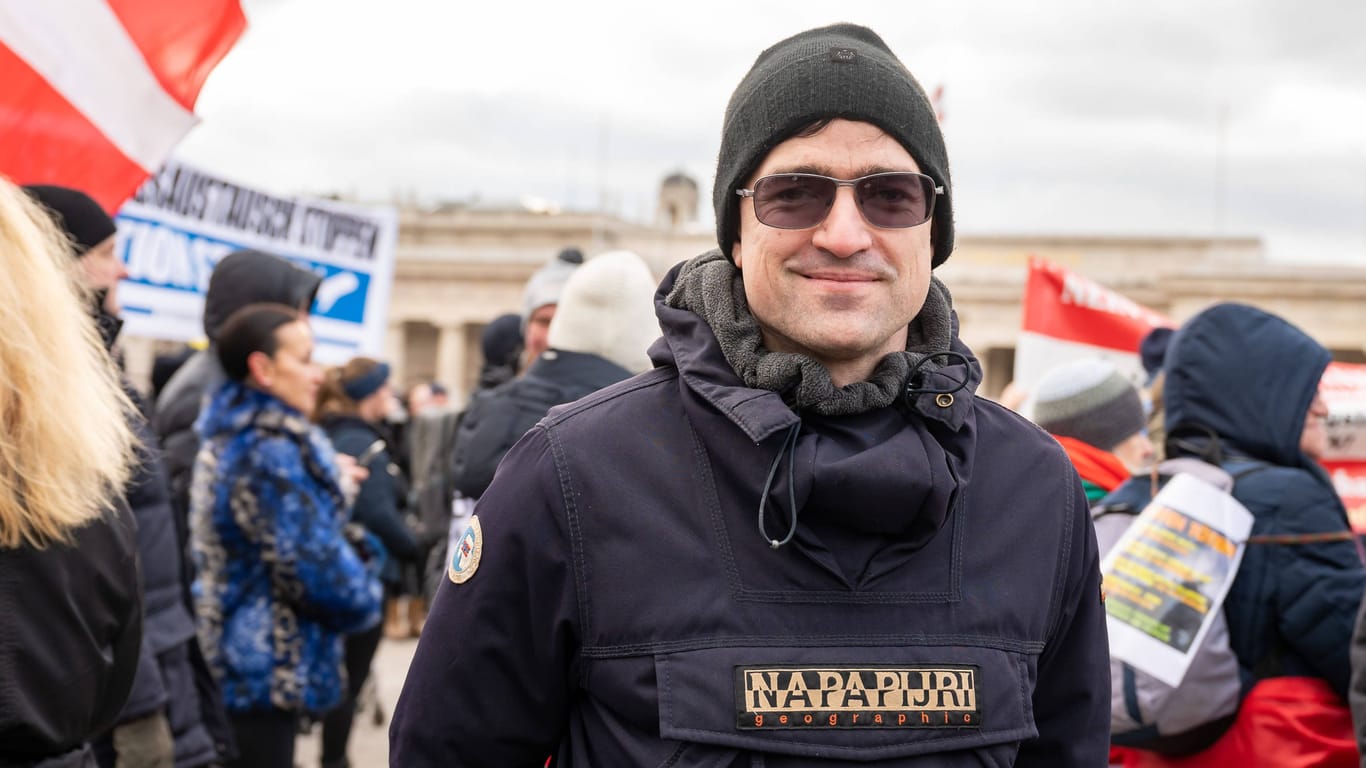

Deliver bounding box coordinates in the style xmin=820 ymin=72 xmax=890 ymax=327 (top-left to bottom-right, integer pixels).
xmin=545 ymin=250 xmax=659 ymax=374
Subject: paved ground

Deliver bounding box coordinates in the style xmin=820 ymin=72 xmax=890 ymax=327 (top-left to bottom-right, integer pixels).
xmin=295 ymin=636 xmax=418 ymax=768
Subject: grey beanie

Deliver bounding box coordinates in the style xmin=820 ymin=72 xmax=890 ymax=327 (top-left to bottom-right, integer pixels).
xmin=714 ymin=23 xmax=954 ymax=267
xmin=521 ymin=247 xmax=585 ymax=325
xmin=1031 ymin=359 xmax=1146 ymax=451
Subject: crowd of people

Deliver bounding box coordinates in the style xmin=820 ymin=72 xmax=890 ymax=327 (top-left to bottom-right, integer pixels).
xmin=2 ymin=19 xmax=1366 ymax=768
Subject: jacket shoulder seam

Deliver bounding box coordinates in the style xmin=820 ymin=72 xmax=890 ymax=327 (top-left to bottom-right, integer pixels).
xmin=540 ymin=368 xmax=679 ymax=427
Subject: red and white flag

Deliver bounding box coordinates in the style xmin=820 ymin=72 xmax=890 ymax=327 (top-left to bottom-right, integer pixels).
xmin=1014 ymin=257 xmax=1174 ymax=389
xmin=0 ymin=0 xmax=244 ymax=212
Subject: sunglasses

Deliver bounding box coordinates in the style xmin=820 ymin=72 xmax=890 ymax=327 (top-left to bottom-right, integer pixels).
xmin=736 ymin=172 xmax=944 ymax=230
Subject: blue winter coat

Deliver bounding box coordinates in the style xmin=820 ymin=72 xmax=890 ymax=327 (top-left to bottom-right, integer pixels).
xmin=190 ymin=382 xmax=382 ymax=716
xmin=391 ymin=260 xmax=1110 ymax=766
xmin=1100 ymin=303 xmax=1364 ymax=702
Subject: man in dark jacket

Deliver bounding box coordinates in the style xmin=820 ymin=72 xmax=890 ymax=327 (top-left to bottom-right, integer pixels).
xmin=392 ymin=24 xmax=1108 ymax=767
xmin=1103 ymin=305 xmax=1363 ymax=722
xmin=153 ymin=249 xmax=322 ymax=534
xmin=25 ymin=185 xmax=234 ymax=767
xmin=449 ymin=250 xmax=657 ymax=501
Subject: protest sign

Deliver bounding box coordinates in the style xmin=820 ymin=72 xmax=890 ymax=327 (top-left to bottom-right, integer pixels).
xmin=113 ymin=159 xmax=397 ymax=363
xmin=1321 ymin=362 xmax=1366 ymax=529
xmin=1102 ymin=473 xmax=1254 ymax=687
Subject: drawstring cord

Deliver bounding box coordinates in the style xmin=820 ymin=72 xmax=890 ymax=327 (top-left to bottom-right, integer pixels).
xmin=903 ymin=351 xmax=971 ymax=404
xmin=757 ymin=421 xmax=802 ymax=549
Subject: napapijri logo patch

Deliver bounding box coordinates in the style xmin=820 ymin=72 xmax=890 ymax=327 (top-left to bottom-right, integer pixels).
xmin=735 ymin=665 xmax=981 ymax=730
xmin=829 ymin=46 xmax=857 ymax=63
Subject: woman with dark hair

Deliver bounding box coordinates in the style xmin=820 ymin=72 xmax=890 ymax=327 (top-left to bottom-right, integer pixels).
xmin=312 ymin=356 xmax=417 ymax=768
xmin=189 ymin=303 xmax=382 ymax=768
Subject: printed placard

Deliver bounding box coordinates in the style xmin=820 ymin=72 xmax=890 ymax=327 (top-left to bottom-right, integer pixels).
xmin=1101 ymin=473 xmax=1253 ymax=687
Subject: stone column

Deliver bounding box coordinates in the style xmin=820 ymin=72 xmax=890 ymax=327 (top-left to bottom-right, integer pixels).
xmin=385 ymin=323 xmax=407 ymax=386
xmin=436 ymin=322 xmax=466 ymax=403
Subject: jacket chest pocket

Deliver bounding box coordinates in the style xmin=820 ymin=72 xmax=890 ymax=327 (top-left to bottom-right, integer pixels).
xmin=653 ymin=644 xmax=1036 ymax=765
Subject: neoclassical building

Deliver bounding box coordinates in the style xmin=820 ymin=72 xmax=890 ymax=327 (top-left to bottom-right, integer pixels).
xmin=387 ymin=176 xmax=1366 ymax=405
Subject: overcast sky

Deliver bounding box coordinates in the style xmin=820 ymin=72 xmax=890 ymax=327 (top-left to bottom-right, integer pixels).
xmin=174 ymin=0 xmax=1366 ymax=266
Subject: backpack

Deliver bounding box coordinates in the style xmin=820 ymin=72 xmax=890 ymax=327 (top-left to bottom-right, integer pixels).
xmin=1092 ymin=456 xmax=1267 ymax=756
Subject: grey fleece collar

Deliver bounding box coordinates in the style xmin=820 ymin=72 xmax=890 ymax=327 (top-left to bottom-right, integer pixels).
xmin=665 ymin=250 xmax=954 ymax=416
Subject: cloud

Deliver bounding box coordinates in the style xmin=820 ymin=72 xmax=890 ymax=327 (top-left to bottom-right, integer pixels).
xmin=174 ymin=0 xmax=1366 ymax=265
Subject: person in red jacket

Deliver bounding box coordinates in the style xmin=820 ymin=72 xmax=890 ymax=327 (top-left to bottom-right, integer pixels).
xmin=1029 ymin=358 xmax=1153 ymax=502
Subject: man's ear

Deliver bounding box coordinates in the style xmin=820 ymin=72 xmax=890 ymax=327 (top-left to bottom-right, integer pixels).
xmin=732 ymin=238 xmax=744 ymax=269
xmin=246 ymin=350 xmax=274 ymax=389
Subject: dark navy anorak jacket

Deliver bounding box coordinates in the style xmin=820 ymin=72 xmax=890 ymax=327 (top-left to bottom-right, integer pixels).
xmin=1101 ymin=303 xmax=1364 ymax=701
xmin=392 ymin=264 xmax=1110 ymax=766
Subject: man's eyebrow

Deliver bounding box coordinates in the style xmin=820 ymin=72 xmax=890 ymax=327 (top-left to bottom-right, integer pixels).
xmin=762 ymin=163 xmax=919 ymax=178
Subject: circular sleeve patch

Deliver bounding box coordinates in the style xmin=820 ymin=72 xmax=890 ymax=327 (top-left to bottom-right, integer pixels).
xmin=448 ymin=515 xmax=483 ymax=584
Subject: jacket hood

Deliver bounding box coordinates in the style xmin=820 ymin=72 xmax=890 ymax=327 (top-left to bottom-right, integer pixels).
xmin=1163 ymin=303 xmax=1329 ymax=468
xmin=203 ymin=250 xmax=323 ymax=340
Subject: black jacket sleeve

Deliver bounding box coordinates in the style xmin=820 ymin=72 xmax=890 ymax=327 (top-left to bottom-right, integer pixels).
xmin=391 ymin=427 xmax=578 ymax=767
xmin=1269 ymin=474 xmax=1364 ymax=701
xmin=1015 ymin=473 xmax=1111 ymax=766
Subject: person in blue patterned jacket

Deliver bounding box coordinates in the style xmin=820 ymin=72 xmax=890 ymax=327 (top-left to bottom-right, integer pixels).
xmin=189 ymin=303 xmax=382 ymax=768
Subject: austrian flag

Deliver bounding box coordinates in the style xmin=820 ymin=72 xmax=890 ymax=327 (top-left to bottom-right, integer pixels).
xmin=0 ymin=0 xmax=244 ymax=211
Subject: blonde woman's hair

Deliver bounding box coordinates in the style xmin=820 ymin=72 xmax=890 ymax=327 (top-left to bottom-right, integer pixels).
xmin=0 ymin=178 xmax=135 ymax=548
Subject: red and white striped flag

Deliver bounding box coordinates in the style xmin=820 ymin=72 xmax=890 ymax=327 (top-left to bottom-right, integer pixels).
xmin=0 ymin=0 xmax=244 ymax=212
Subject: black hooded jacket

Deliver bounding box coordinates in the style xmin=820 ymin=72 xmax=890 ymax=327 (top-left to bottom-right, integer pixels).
xmin=393 ymin=258 xmax=1109 ymax=767
xmin=450 ymin=350 xmax=634 ymax=501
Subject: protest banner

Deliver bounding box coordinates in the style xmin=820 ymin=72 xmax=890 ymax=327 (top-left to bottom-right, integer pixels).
xmin=1102 ymin=473 xmax=1254 ymax=686
xmin=114 ymin=159 xmax=397 ymax=363
xmin=1018 ymin=258 xmax=1366 ymax=532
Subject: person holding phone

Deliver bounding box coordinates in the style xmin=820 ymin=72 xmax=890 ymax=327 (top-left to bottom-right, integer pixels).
xmin=313 ymin=357 xmax=417 ymax=768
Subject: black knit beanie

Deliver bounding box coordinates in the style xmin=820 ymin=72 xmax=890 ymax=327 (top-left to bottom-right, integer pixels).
xmin=23 ymin=184 xmax=118 ymax=256
xmin=714 ymin=24 xmax=954 ymax=268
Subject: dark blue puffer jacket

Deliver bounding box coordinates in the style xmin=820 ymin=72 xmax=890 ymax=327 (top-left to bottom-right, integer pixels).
xmin=1101 ymin=303 xmax=1364 ymax=701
